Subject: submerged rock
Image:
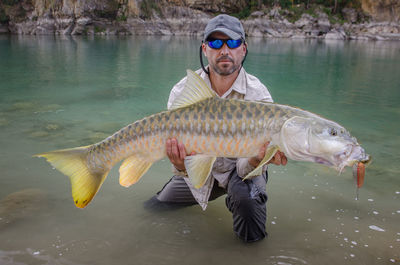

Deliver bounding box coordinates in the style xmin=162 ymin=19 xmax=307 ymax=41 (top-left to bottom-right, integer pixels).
xmin=45 ymin=123 xmax=61 ymax=131
xmin=36 ymin=104 xmax=63 ymax=113
xmin=89 ymin=131 xmax=111 ymax=143
xmin=29 ymin=130 xmax=50 ymax=138
xmin=26 ymin=120 xmax=66 ymax=140
xmin=8 ymin=102 xmax=62 ymax=114
xmin=0 ymin=189 xmax=46 ymax=229
xmin=0 ymin=117 xmax=8 ymax=127
xmin=10 ymin=101 xmax=37 ymax=112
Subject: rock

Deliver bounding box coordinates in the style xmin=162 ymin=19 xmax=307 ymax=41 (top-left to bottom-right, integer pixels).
xmin=316 ymin=11 xmax=331 ymax=34
xmin=269 ymin=7 xmax=284 ymax=20
xmin=36 ymin=18 xmax=56 ymax=34
xmin=29 ymin=131 xmax=50 ymax=138
xmin=342 ymin=8 xmax=358 ymax=23
xmin=317 ymin=18 xmax=331 ymax=34
xmin=325 ymin=29 xmax=347 ymax=40
xmin=37 ymin=104 xmax=63 ymax=113
xmin=89 ymin=132 xmax=110 ymax=143
xmin=250 ymin=11 xmax=264 ymax=18
xmin=45 ymin=124 xmax=61 ymax=131
xmin=359 ymin=0 xmax=400 ymax=22
xmin=0 ymin=189 xmax=46 ymax=229
xmin=295 ymin=14 xmax=315 ymax=29
xmin=10 ymin=101 xmax=37 ymax=112
xmin=0 ymin=0 xmax=399 ymax=40
xmin=0 ymin=117 xmax=8 ymax=126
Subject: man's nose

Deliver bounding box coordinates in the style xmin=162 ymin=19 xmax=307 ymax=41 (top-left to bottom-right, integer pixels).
xmin=219 ymin=43 xmax=230 ymax=55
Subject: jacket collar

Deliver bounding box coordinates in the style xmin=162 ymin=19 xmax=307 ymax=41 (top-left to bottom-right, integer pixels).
xmin=199 ymin=67 xmax=246 ymax=98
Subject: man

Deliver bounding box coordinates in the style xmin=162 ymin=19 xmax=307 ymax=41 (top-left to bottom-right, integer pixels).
xmin=152 ymin=14 xmax=287 ymax=243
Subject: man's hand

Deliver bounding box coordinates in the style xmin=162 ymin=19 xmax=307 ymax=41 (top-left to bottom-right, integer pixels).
xmin=248 ymin=142 xmax=288 ymax=168
xmin=166 ymin=138 xmax=195 ymax=171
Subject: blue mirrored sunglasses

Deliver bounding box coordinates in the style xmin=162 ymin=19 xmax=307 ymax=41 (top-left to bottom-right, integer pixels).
xmin=207 ymin=39 xmax=243 ymax=49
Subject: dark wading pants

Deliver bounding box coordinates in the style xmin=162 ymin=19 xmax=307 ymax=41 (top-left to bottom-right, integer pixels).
xmin=154 ymin=170 xmax=268 ymax=243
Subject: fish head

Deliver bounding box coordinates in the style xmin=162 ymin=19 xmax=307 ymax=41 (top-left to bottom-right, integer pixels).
xmin=280 ymin=115 xmax=371 ymax=171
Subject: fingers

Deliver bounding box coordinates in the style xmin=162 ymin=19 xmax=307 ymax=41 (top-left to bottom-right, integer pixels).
xmin=281 ymin=152 xmax=288 ymax=166
xmin=171 ymin=138 xmax=179 ymax=160
xmin=256 ymin=141 xmax=270 ymax=161
xmin=166 ymin=138 xmax=172 ymax=157
xmin=270 ymin=151 xmax=288 ymax=166
xmin=166 ymin=138 xmax=187 ymax=171
xmin=274 ymin=151 xmax=282 ymax=165
xmin=178 ymin=142 xmax=186 ymax=161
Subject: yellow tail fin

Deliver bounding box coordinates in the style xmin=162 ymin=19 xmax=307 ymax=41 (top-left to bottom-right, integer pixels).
xmin=34 ymin=146 xmax=109 ymax=208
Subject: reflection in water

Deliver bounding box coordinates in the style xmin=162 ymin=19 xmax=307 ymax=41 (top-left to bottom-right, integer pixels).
xmin=0 ymin=35 xmax=399 ymax=264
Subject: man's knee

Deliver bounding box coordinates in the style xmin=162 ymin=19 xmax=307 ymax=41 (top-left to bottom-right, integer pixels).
xmin=156 ymin=176 xmax=197 ymax=204
xmin=227 ymin=195 xmax=267 ymax=242
xmin=226 ymin=171 xmax=268 ymax=243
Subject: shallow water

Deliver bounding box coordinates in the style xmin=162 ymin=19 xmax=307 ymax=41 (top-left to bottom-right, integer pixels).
xmin=0 ymin=35 xmax=399 ymax=265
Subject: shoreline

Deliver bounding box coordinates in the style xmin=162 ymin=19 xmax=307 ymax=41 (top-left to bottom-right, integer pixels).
xmin=1 ymin=18 xmax=399 ymax=41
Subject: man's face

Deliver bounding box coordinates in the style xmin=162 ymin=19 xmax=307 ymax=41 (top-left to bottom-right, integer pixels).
xmin=202 ymin=32 xmax=246 ymax=76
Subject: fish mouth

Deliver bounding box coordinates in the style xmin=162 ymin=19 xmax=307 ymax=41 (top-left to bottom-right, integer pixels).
xmin=337 ymin=145 xmax=371 ymax=171
xmin=360 ymin=154 xmax=372 ymax=165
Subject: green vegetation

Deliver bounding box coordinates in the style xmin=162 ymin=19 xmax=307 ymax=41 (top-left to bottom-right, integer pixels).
xmin=231 ymin=0 xmax=259 ymax=19
xmin=2 ymin=0 xmax=22 ymax=6
xmin=117 ymin=15 xmax=127 ymax=22
xmin=94 ymin=26 xmax=106 ymax=33
xmin=94 ymin=9 xmax=117 ymax=19
xmin=0 ymin=7 xmax=8 ymax=23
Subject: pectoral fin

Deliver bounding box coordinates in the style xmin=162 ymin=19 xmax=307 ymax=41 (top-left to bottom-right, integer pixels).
xmin=243 ymin=146 xmax=280 ymax=180
xmin=119 ymin=155 xmax=153 ymax=187
xmin=184 ymin=155 xmax=216 ymax=189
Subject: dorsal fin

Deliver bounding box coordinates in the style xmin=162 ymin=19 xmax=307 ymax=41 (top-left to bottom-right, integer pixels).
xmin=170 ymin=69 xmax=215 ymax=110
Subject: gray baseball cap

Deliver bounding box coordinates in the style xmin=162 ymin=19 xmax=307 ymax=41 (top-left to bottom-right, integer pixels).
xmin=203 ymin=14 xmax=245 ymax=41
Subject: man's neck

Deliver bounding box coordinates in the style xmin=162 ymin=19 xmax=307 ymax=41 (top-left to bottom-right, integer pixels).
xmin=209 ymin=69 xmax=240 ymax=97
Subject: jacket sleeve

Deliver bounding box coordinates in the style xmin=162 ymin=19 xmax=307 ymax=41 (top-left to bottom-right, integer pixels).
xmin=236 ymin=158 xmax=268 ymax=178
xmin=167 ymin=76 xmax=187 ymax=110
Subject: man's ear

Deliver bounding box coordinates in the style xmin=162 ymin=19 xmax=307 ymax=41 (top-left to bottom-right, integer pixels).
xmin=202 ymin=42 xmax=207 ymax=57
xmin=242 ymin=42 xmax=247 ymax=55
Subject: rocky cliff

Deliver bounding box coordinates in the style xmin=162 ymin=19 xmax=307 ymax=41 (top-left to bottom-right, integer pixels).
xmin=0 ymin=0 xmax=399 ymax=40
xmin=360 ymin=0 xmax=399 ymax=22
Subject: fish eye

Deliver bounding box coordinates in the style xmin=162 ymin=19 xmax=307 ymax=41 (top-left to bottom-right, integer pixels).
xmin=330 ymin=128 xmax=338 ymax=136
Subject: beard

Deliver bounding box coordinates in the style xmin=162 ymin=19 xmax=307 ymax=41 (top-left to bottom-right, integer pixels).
xmin=211 ymin=55 xmax=241 ymax=76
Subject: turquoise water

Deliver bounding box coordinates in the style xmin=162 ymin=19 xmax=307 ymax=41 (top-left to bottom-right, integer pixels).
xmin=0 ymin=35 xmax=399 ymax=265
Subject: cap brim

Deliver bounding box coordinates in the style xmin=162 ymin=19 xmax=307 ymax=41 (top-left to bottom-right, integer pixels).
xmin=204 ymin=28 xmax=242 ymax=40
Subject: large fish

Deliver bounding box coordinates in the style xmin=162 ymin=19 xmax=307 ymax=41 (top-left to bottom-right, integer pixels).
xmin=35 ymin=70 xmax=371 ymax=208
